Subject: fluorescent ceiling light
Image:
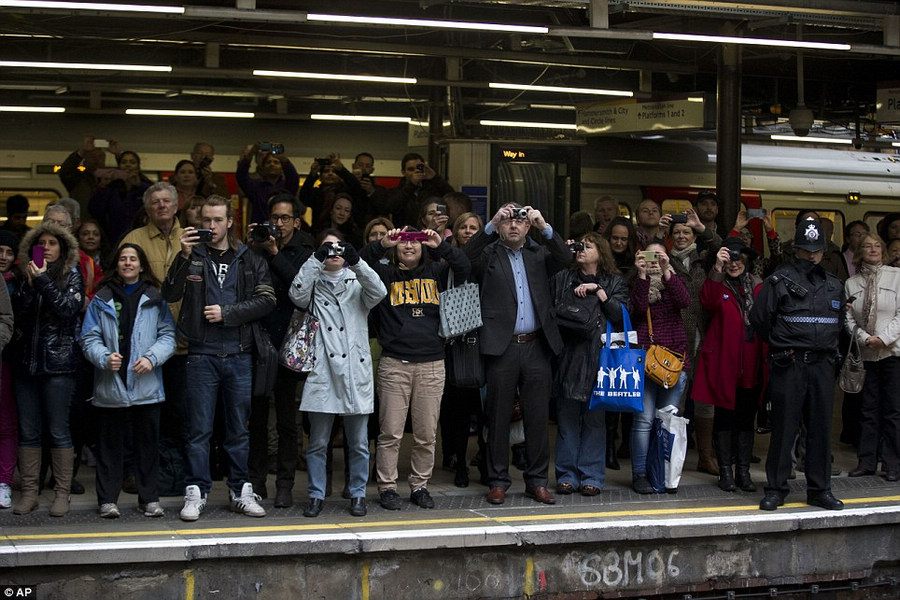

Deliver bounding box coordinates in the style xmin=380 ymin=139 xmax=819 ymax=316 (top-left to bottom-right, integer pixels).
xmin=529 ymin=104 xmax=577 ymax=111
xmin=480 ymin=119 xmax=577 ymax=130
xmin=0 ymin=60 xmax=171 ymax=72
xmin=125 ymin=109 xmax=254 ymax=118
xmin=490 ymin=82 xmax=632 ymax=97
xmin=310 ymin=114 xmax=411 ymax=123
xmin=0 ymin=1 xmax=183 ymax=13
xmin=254 ymin=70 xmax=416 ymax=85
xmin=893 ymin=142 xmax=900 ymax=148
xmin=770 ymin=134 xmax=852 ymax=144
xmin=0 ymin=105 xmax=65 ymax=112
xmin=307 ymin=13 xmax=548 ymax=34
xmin=653 ymin=32 xmax=850 ymax=51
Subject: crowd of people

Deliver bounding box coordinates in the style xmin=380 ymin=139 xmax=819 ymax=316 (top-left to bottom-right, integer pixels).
xmin=0 ymin=136 xmax=898 ymax=521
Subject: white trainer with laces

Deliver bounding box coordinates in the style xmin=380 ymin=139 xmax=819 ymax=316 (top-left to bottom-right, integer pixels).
xmin=0 ymin=483 xmax=12 ymax=509
xmin=230 ymin=482 xmax=266 ymax=517
xmin=180 ymin=485 xmax=206 ymax=522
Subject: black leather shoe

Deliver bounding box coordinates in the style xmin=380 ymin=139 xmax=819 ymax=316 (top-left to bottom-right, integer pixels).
xmin=759 ymin=491 xmax=784 ymax=511
xmin=848 ymin=466 xmax=875 ymax=477
xmin=885 ymin=469 xmax=900 ymax=482
xmin=349 ymin=497 xmax=367 ymax=517
xmin=807 ymin=491 xmax=843 ymax=510
xmin=303 ymin=498 xmax=324 ymax=518
xmin=274 ymin=487 xmax=293 ymax=508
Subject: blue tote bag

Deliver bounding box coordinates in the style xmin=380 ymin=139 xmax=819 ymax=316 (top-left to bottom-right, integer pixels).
xmin=589 ymin=306 xmax=645 ymax=412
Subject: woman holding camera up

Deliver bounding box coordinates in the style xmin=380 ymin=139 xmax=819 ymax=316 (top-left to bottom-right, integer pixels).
xmin=361 ymin=227 xmax=469 ymax=510
xmin=629 ymin=242 xmax=691 ymax=494
xmin=236 ymin=142 xmax=300 ymax=225
xmin=692 ymin=238 xmax=765 ymax=493
xmin=302 ymin=153 xmax=368 ymax=244
xmin=290 ymin=230 xmax=386 ymax=517
xmin=551 ymin=232 xmax=627 ymax=496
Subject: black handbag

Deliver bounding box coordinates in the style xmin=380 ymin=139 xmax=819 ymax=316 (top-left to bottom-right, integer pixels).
xmin=446 ymin=332 xmax=485 ymax=388
xmin=251 ymin=322 xmax=278 ymax=397
xmin=554 ymin=290 xmax=602 ymax=339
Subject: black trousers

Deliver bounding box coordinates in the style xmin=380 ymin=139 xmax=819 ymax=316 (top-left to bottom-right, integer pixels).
xmin=765 ymin=353 xmax=835 ymax=497
xmin=857 ymin=356 xmax=900 ymax=472
xmin=484 ymin=339 xmax=552 ymax=490
xmin=248 ymin=365 xmax=302 ymax=491
xmin=95 ymin=404 xmax=161 ymax=505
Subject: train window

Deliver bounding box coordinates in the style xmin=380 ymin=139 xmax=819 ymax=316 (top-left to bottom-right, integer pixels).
xmin=864 ymin=213 xmax=900 ymax=241
xmin=0 ymin=189 xmax=63 ymax=229
xmin=771 ymin=208 xmax=843 ymax=249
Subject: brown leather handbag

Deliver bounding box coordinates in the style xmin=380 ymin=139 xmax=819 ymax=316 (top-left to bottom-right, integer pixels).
xmin=644 ymin=308 xmax=684 ymax=390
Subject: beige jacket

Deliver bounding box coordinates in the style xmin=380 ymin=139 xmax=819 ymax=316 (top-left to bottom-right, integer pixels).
xmin=845 ymin=265 xmax=900 ymax=361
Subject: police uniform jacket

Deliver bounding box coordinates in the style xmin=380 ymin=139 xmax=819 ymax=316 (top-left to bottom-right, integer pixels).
xmin=749 ymin=258 xmax=844 ymax=351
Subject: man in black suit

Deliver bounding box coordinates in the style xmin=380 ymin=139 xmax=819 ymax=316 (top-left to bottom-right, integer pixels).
xmin=464 ymin=203 xmax=570 ymax=505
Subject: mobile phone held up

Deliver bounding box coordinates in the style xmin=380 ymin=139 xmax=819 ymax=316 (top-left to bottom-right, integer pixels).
xmin=747 ymin=208 xmax=766 ymax=219
xmin=640 ymin=250 xmax=658 ymax=263
xmin=391 ymin=231 xmax=430 ymax=243
xmin=195 ymin=229 xmax=213 ymax=243
xmin=32 ymin=245 xmax=45 ymax=268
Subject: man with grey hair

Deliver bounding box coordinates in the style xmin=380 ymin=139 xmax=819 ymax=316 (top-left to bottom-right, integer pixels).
xmin=121 ymin=182 xmax=182 ymax=281
xmin=54 ymin=198 xmax=81 ymax=230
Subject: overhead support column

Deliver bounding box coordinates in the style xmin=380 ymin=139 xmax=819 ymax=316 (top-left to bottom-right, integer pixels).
xmin=589 ymin=0 xmax=609 ymax=29
xmin=716 ymin=42 xmax=741 ymax=233
xmin=428 ymin=88 xmax=443 ymax=169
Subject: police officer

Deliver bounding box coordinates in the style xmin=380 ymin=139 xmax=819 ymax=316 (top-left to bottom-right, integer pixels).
xmin=750 ymin=217 xmax=845 ymax=511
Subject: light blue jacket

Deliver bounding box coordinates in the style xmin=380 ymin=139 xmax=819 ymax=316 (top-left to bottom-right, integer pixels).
xmin=80 ymin=284 xmax=176 ymax=408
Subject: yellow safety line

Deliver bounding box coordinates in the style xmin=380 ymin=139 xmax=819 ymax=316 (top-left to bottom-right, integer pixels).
xmin=4 ymin=494 xmax=899 ymax=543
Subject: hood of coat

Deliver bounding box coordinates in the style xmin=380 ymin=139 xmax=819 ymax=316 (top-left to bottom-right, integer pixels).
xmin=17 ymin=221 xmax=81 ymax=275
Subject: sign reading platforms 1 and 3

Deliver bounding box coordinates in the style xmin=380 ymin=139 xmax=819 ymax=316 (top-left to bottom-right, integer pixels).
xmin=577 ymin=96 xmax=710 ymax=135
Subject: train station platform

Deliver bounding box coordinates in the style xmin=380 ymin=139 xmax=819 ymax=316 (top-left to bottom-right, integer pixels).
xmin=2 ymin=435 xmax=899 ymax=599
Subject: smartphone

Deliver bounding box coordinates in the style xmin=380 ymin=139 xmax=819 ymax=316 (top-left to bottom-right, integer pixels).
xmin=32 ymin=245 xmax=45 ymax=268
xmin=436 ymin=204 xmax=448 ymax=216
xmin=747 ymin=208 xmax=766 ymax=219
xmin=640 ymin=250 xmax=658 ymax=263
xmin=669 ymin=213 xmax=688 ymax=224
xmin=93 ymin=138 xmax=109 ymax=149
xmin=195 ymin=228 xmax=213 ymax=243
xmin=392 ymin=231 xmax=430 ymax=243
xmin=846 ymin=295 xmax=857 ymax=304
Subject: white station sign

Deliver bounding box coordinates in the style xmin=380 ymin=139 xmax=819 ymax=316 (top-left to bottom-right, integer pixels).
xmin=876 ymin=86 xmax=900 ymax=124
xmin=578 ymin=97 xmax=706 ymax=135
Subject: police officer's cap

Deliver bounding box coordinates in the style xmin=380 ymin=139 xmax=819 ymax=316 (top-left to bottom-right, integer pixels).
xmin=793 ymin=217 xmax=826 ymax=252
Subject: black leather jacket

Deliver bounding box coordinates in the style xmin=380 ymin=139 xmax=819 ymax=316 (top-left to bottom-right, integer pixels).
xmin=162 ymin=243 xmax=276 ymax=352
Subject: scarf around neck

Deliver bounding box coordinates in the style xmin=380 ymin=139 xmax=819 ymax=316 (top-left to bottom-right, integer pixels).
xmin=670 ymin=244 xmax=696 ymax=269
xmin=859 ymin=261 xmax=881 ymax=333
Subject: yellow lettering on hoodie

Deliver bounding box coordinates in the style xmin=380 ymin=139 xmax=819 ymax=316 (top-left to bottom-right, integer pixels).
xmin=389 ymin=279 xmax=440 ymax=307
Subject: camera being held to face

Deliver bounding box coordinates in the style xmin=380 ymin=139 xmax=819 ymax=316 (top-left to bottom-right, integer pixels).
xmin=569 ymin=241 xmax=585 ymax=252
xmin=512 ymin=208 xmax=529 ymax=220
xmin=327 ymin=242 xmax=346 ymax=257
xmin=250 ymin=222 xmax=278 ymax=243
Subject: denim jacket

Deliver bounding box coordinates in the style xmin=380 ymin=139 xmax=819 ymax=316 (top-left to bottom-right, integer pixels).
xmin=80 ymin=285 xmax=176 ymax=408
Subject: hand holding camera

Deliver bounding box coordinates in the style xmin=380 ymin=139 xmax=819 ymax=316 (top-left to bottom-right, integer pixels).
xmin=180 ymin=227 xmax=210 ymax=258
xmin=249 ymin=222 xmax=277 ymax=244
xmin=315 ymin=241 xmax=344 ymax=263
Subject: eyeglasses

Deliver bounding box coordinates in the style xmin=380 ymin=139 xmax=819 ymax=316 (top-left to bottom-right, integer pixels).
xmin=270 ymin=214 xmax=296 ymax=223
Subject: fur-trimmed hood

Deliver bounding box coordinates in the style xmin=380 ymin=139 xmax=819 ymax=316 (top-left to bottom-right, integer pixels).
xmin=17 ymin=221 xmax=81 ymax=275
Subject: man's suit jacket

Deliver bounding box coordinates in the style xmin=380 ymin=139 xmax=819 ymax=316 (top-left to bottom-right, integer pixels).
xmin=464 ymin=228 xmax=570 ymax=357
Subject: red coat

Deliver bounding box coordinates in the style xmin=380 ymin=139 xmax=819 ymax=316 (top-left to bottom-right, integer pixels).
xmin=692 ymin=273 xmax=766 ymax=410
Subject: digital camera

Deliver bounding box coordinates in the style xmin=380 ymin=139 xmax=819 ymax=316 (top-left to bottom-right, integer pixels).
xmin=669 ymin=213 xmax=688 ymax=224
xmin=415 ymin=163 xmax=425 ymax=172
xmin=569 ymin=242 xmax=585 ymax=252
xmin=512 ymin=208 xmax=529 ymax=220
xmin=315 ymin=157 xmax=332 ymax=168
xmin=327 ymin=242 xmax=346 ymax=257
xmin=195 ymin=229 xmax=213 ymax=243
xmin=728 ymin=249 xmax=742 ymax=261
xmin=250 ymin=222 xmax=277 ymax=243
xmin=258 ymin=141 xmax=284 ymax=155
xmin=393 ymin=231 xmax=429 ymax=243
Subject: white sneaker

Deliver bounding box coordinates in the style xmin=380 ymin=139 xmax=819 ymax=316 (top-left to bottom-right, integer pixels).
xmin=0 ymin=483 xmax=11 ymax=509
xmin=230 ymin=482 xmax=266 ymax=517
xmin=180 ymin=485 xmax=206 ymax=522
xmin=99 ymin=503 xmax=120 ymax=519
xmin=139 ymin=502 xmax=164 ymax=518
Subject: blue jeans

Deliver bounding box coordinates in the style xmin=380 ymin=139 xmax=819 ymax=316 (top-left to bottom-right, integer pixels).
xmin=307 ymin=412 xmax=370 ymax=500
xmin=184 ymin=353 xmax=252 ymax=495
xmin=14 ymin=374 xmax=76 ymax=448
xmin=631 ymin=371 xmax=687 ymax=476
xmin=555 ymin=397 xmax=606 ymax=490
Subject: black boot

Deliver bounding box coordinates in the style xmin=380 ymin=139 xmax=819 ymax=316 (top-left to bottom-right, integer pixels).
xmin=734 ymin=431 xmax=757 ymax=492
xmin=605 ymin=429 xmax=620 ymax=471
xmin=715 ymin=431 xmax=736 ymax=492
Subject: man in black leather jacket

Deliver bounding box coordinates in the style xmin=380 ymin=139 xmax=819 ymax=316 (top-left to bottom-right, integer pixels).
xmin=163 ymin=196 xmax=275 ymax=522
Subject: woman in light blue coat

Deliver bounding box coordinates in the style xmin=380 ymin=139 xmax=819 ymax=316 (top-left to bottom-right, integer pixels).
xmin=80 ymin=244 xmax=176 ymax=519
xmin=289 ymin=229 xmax=386 ymax=518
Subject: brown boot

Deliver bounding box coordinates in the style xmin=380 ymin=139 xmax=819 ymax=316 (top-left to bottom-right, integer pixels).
xmin=49 ymin=448 xmax=74 ymax=517
xmin=13 ymin=447 xmax=42 ymax=515
xmin=695 ymin=417 xmax=719 ymax=476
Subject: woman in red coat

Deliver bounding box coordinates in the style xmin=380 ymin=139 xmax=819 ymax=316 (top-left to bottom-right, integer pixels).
xmin=692 ymin=237 xmax=766 ymax=493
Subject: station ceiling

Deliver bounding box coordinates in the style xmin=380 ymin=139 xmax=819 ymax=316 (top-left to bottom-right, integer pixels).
xmin=1 ymin=0 xmax=898 ymax=140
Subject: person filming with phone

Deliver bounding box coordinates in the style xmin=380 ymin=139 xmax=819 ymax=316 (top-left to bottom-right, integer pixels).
xmin=164 ymin=196 xmax=276 ymax=522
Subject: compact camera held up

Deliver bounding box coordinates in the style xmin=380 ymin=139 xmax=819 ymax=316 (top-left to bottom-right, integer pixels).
xmin=569 ymin=241 xmax=585 ymax=252
xmin=511 ymin=208 xmax=529 ymax=220
xmin=327 ymin=242 xmax=346 ymax=257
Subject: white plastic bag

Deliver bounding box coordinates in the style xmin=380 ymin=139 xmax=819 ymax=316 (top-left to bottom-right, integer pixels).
xmin=647 ymin=405 xmax=689 ymax=492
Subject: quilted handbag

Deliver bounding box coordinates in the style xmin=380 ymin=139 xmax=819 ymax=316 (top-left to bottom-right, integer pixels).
xmin=644 ymin=309 xmax=684 ymax=390
xmin=439 ymin=271 xmax=483 ymax=339
xmin=279 ymin=287 xmax=320 ymax=373
xmin=839 ymin=327 xmax=865 ymax=394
